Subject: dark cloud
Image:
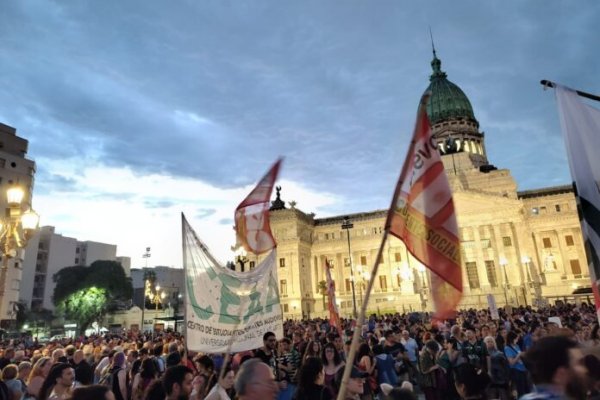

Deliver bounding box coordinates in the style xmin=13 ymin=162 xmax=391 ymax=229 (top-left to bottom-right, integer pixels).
xmin=1 ymin=1 xmax=599 ymax=214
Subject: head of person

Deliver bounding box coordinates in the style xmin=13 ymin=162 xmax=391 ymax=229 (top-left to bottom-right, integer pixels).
xmin=335 ymin=366 xmax=366 ymax=398
xmin=65 ymin=345 xmax=76 ymax=359
xmin=39 ymin=363 xmax=75 ymax=400
xmin=140 ymin=357 xmax=158 ymax=379
xmin=18 ymin=361 xmax=32 ymax=380
xmin=298 ymin=356 xmax=324 ymax=387
xmin=465 ymin=329 xmax=476 ymax=342
xmin=28 ymin=356 xmax=52 ymax=383
xmin=196 ymin=355 xmax=214 ymax=375
xmin=384 ymin=330 xmax=395 ymax=343
xmin=263 ymin=332 xmax=277 ymax=351
xmin=1 ymin=364 xmax=18 ymax=381
xmin=506 ymin=331 xmax=519 ymax=346
xmin=483 ymin=336 xmax=497 ymax=352
xmin=73 ymin=350 xmax=85 ymax=365
xmin=322 ymin=343 xmax=342 ymax=365
xmin=445 ymin=337 xmax=459 ymax=351
xmin=234 ymin=359 xmax=279 ymax=400
xmin=71 ymin=384 xmax=116 ymax=400
xmin=166 ymin=351 xmax=182 ymax=368
xmin=385 ymin=387 xmax=418 ymax=400
xmin=279 ymin=337 xmax=291 ymax=354
xmin=3 ymin=348 xmax=15 ymax=360
xmin=219 ymin=366 xmax=236 ymax=390
xmin=113 ymin=351 xmax=126 ymax=368
xmin=425 ymin=340 xmax=438 ymax=355
xmin=453 ymin=363 xmax=490 ymax=399
xmin=522 ymin=336 xmax=587 ymax=394
xmin=51 ymin=348 xmax=65 ymax=363
xmin=402 ymin=330 xmax=410 ymax=341
xmin=163 ymin=365 xmax=194 ymax=399
xmin=357 ymin=343 xmax=372 ymax=360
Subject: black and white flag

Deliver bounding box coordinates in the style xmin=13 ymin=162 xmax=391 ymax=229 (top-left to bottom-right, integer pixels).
xmin=555 ymin=84 xmax=600 ymax=320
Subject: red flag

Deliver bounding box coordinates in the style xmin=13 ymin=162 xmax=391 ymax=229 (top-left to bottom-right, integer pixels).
xmin=387 ymin=93 xmax=462 ymax=320
xmin=325 ymin=259 xmax=343 ymax=336
xmin=234 ymin=159 xmax=282 ymax=255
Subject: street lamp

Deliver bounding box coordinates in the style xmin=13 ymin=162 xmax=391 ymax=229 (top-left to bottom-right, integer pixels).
xmin=341 ymin=216 xmax=357 ymax=319
xmin=417 ymin=264 xmax=428 ymax=310
xmin=520 ymin=256 xmax=532 ymax=307
xmin=499 ymin=257 xmax=510 ymax=306
xmin=0 ymin=186 xmax=40 ymax=322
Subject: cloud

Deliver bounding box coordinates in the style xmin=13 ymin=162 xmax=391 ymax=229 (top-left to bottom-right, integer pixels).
xmin=1 ymin=1 xmax=599 ymax=265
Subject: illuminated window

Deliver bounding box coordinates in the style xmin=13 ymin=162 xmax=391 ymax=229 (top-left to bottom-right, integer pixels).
xmin=466 ymin=262 xmax=480 ymax=289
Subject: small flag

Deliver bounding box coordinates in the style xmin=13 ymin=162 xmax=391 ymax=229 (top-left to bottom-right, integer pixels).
xmin=325 ymin=259 xmax=343 ymax=336
xmin=234 ymin=159 xmax=282 ymax=255
xmin=554 ymin=84 xmax=600 ymax=321
xmin=387 ymin=93 xmax=462 ymax=320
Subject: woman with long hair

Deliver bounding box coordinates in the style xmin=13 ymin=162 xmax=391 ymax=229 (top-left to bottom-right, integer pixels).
xmin=419 ymin=340 xmax=441 ymax=400
xmin=321 ymin=343 xmax=345 ymax=398
xmin=293 ymin=357 xmax=332 ymax=400
xmin=26 ymin=357 xmax=52 ymax=399
xmin=131 ymin=358 xmax=158 ymax=400
xmin=453 ymin=363 xmax=490 ymax=400
xmin=205 ymin=366 xmax=236 ymax=400
xmin=437 ymin=338 xmax=460 ymax=400
xmin=504 ymin=331 xmax=530 ymax=398
xmin=302 ymin=340 xmax=322 ymax=363
xmin=38 ymin=363 xmax=74 ymax=400
xmin=356 ymin=342 xmax=376 ymax=400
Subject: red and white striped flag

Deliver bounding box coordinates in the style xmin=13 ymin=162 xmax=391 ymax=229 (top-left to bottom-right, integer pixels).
xmin=387 ymin=93 xmax=462 ymax=320
xmin=325 ymin=259 xmax=343 ymax=336
xmin=234 ymin=159 xmax=282 ymax=255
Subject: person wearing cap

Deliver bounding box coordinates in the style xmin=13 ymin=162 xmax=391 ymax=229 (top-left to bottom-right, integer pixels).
xmin=335 ymin=366 xmax=367 ymax=400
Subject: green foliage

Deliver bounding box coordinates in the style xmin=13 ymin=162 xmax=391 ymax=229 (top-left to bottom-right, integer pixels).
xmin=53 ymin=260 xmax=133 ymax=333
xmin=57 ymin=287 xmax=107 ymax=332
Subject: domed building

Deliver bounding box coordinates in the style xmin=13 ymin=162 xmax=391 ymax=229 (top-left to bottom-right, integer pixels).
xmin=244 ymin=52 xmax=591 ymax=318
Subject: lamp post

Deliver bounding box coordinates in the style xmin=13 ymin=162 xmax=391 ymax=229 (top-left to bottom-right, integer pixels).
xmin=417 ymin=264 xmax=427 ymax=310
xmin=341 ymin=217 xmax=357 ymax=319
xmin=520 ymin=256 xmax=532 ymax=307
xmin=499 ymin=257 xmax=510 ymax=306
xmin=0 ymin=186 xmax=39 ymax=324
xmin=151 ymin=284 xmax=166 ymax=310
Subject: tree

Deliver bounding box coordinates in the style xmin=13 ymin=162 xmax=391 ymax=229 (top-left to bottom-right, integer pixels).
xmin=53 ymin=260 xmax=133 ymax=334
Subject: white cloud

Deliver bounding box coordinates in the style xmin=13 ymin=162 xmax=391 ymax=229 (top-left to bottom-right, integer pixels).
xmin=33 ymin=158 xmax=338 ymax=268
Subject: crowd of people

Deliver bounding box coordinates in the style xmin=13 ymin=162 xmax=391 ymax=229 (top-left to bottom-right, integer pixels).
xmin=0 ymin=302 xmax=598 ymax=400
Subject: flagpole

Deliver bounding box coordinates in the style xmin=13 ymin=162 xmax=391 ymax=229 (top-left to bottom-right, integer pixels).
xmin=336 ymin=100 xmax=425 ymax=400
xmin=541 ymin=80 xmax=600 ymax=102
xmin=181 ymin=213 xmax=190 ymax=356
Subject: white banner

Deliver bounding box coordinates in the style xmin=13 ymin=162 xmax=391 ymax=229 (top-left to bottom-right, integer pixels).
xmin=554 ymin=84 xmax=600 ymax=320
xmin=182 ymin=215 xmax=283 ymax=353
xmin=487 ymin=294 xmax=499 ymax=320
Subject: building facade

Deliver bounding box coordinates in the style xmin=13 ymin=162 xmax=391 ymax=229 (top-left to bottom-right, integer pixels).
xmin=21 ymin=226 xmax=125 ymax=311
xmin=248 ymin=54 xmax=591 ymax=319
xmin=0 ymin=123 xmax=36 ymax=326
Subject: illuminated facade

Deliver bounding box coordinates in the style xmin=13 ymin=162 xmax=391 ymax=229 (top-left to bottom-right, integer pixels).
xmin=248 ymin=54 xmax=591 ymax=319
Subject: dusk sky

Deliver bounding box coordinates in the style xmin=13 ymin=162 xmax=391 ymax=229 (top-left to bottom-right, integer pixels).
xmin=1 ymin=1 xmax=598 ymax=267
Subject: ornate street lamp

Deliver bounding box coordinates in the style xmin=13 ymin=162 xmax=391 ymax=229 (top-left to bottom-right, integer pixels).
xmin=0 ymin=186 xmax=40 ymax=319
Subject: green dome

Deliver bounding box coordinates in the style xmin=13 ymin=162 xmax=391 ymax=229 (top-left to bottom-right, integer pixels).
xmin=425 ymin=54 xmax=477 ymax=126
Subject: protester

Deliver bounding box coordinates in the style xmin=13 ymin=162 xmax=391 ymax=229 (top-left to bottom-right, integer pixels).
xmin=453 ymin=363 xmax=490 ymax=400
xmin=163 ymin=365 xmax=194 ymax=400
xmin=504 ymin=331 xmax=530 ymax=397
xmin=293 ymin=357 xmax=331 ymax=400
xmin=334 ymin=366 xmax=367 ymax=400
xmin=1 ymin=364 xmax=22 ymax=400
xmin=204 ymin=365 xmax=235 ymax=400
xmin=484 ymin=336 xmax=510 ymax=400
xmin=419 ymin=340 xmax=442 ymax=400
xmin=26 ymin=356 xmax=52 ymax=399
xmin=521 ymin=335 xmax=588 ymax=400
xmin=131 ymin=358 xmax=159 ymax=400
xmin=234 ymin=359 xmax=279 ymax=400
xmin=38 ymin=363 xmax=75 ymax=400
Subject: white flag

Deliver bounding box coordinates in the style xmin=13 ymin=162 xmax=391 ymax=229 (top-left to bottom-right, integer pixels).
xmin=182 ymin=214 xmax=283 ymax=353
xmin=554 ymin=84 xmax=600 ymax=320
